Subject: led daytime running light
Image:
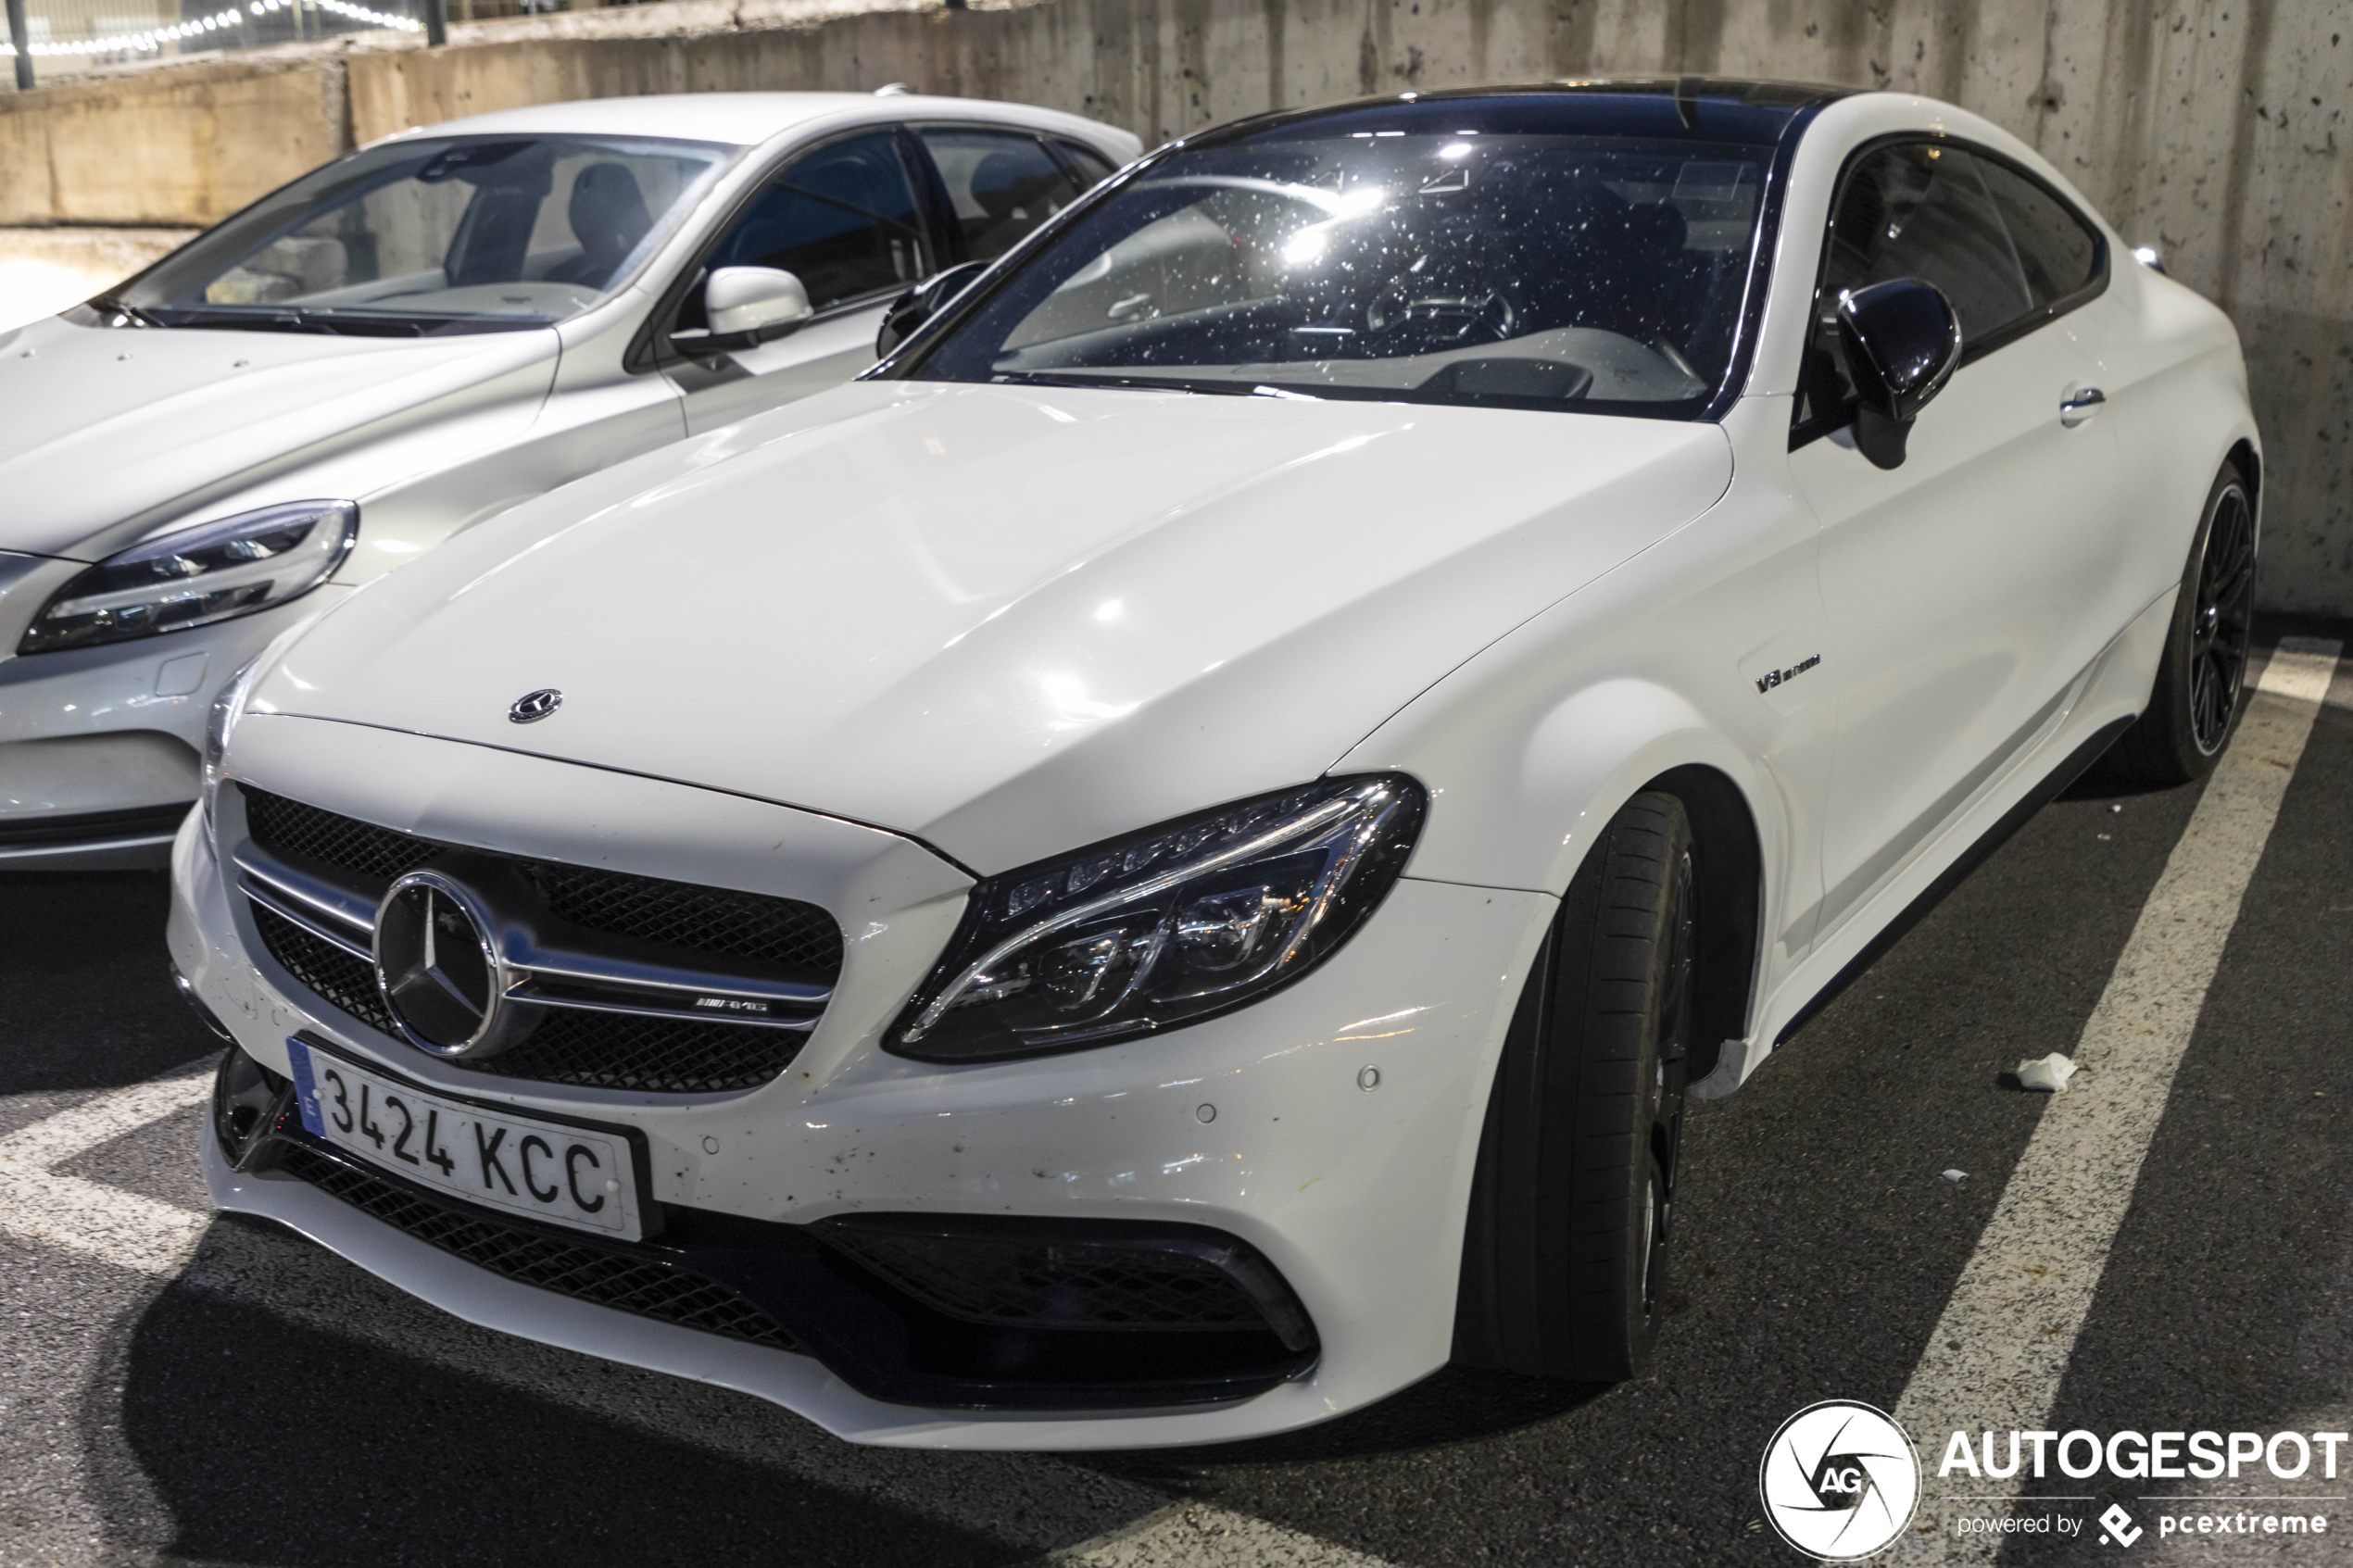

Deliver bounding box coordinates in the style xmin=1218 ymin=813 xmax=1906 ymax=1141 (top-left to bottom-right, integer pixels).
xmin=888 ymin=774 xmax=1424 ymax=1063
xmin=903 ymin=793 xmax=1362 ymax=1044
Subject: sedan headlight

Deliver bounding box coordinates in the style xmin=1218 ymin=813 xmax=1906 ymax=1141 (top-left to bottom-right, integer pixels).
xmin=890 ymin=775 xmax=1425 ymax=1063
xmin=19 ymin=499 xmax=358 ymax=655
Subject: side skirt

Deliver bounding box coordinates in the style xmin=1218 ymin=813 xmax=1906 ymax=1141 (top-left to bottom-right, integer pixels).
xmin=1768 ymin=715 xmax=2135 ymax=1048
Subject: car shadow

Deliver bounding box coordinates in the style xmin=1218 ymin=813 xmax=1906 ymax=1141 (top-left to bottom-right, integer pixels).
xmin=0 ymin=870 xmax=217 ymax=1096
xmin=82 ymin=1221 xmax=1053 ymax=1568
xmin=1099 ymin=1364 xmax=1607 ymax=1475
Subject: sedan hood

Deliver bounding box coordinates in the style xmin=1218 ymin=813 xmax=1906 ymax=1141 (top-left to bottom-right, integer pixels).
xmin=0 ymin=314 xmax=557 ymax=558
xmin=256 ymin=381 xmax=1730 ymax=872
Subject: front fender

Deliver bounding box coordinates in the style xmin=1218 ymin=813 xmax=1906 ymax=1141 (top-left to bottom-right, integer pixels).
xmin=1332 ymin=459 xmax=1834 ymax=1047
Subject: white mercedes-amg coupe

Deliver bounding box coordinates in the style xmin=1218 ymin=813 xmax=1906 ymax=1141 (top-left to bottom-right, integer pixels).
xmin=170 ymin=79 xmax=2259 ymax=1449
xmin=0 ymin=90 xmax=1134 ymax=869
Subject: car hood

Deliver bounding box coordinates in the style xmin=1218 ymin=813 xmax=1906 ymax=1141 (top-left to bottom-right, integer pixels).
xmin=0 ymin=314 xmax=558 ymax=558
xmin=254 ymin=380 xmax=1731 ymax=873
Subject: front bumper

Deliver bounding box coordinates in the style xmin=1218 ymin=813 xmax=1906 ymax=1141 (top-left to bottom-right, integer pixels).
xmin=170 ymin=727 xmax=1552 ymax=1448
xmin=0 ymin=586 xmax=350 ymax=870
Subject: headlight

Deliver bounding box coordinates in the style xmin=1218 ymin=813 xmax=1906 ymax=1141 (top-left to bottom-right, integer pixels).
xmin=889 ymin=775 xmax=1425 ymax=1063
xmin=19 ymin=499 xmax=358 ymax=655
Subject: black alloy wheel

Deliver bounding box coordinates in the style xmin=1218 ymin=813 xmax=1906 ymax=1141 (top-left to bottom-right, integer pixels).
xmin=2107 ymin=462 xmax=2258 ymax=785
xmin=1453 ymin=791 xmax=1697 ymax=1383
xmin=2186 ymin=482 xmax=2256 ymax=755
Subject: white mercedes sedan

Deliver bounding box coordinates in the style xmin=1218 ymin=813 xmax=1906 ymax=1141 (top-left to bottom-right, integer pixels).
xmin=171 ymin=79 xmax=2258 ymax=1449
xmin=0 ymin=90 xmax=1136 ymax=869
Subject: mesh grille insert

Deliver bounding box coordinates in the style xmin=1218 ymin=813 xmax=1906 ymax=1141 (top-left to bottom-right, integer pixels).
xmin=275 ymin=1139 xmax=802 ymax=1353
xmin=252 ymin=903 xmax=399 ymax=1036
xmin=823 ymin=1228 xmax=1275 ymax=1333
xmin=468 ymin=1009 xmax=806 ymax=1095
xmin=245 ymin=790 xmax=438 ymax=884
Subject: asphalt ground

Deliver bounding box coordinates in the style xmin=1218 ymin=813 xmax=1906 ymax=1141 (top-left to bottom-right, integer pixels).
xmin=3 ymin=621 xmax=2349 ymax=1568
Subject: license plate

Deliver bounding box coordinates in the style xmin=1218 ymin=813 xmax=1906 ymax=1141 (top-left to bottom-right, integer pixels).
xmin=286 ymin=1038 xmax=647 ymax=1242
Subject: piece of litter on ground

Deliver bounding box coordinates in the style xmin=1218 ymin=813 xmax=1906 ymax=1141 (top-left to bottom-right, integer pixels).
xmin=1942 ymin=1169 xmax=1967 ymax=1183
xmin=2109 ymin=804 xmax=2123 ymax=813
xmin=2015 ymin=1053 xmax=2079 ymax=1093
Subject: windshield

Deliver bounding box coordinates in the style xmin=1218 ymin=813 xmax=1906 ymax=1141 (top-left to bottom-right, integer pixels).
xmin=107 ymin=134 xmax=734 ymax=336
xmin=907 ymin=112 xmax=1776 ymax=416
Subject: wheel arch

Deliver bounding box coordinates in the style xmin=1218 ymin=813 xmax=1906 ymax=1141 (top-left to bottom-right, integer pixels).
xmin=2226 ymin=436 xmax=2260 ymax=521
xmin=1635 ymin=764 xmax=1764 ymax=1085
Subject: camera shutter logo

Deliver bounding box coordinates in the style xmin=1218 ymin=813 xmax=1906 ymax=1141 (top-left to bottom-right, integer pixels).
xmin=1759 ymin=1400 xmax=1922 ymax=1561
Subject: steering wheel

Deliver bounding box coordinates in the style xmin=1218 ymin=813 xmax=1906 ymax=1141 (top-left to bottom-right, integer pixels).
xmin=1366 ymin=280 xmax=1522 ymax=345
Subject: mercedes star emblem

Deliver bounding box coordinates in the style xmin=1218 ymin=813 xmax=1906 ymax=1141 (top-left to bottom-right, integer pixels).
xmin=509 ymin=687 xmax=562 ymax=724
xmin=373 ymin=869 xmax=522 ymax=1059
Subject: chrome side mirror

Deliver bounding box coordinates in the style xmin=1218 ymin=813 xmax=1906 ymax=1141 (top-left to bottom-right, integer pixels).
xmin=1836 ymin=277 xmax=1962 ymax=470
xmin=876 ymin=261 xmax=988 ymax=358
xmin=672 ymin=266 xmax=813 ymax=355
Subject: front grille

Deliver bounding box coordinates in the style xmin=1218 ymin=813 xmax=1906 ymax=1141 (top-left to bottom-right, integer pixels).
xmin=245 ymin=789 xmax=843 ymax=978
xmin=249 ymin=902 xmax=808 ymax=1091
xmin=822 ymin=1226 xmax=1279 ymax=1334
xmin=239 ymin=787 xmax=841 ymax=1094
xmin=275 ymin=1139 xmax=802 ymax=1353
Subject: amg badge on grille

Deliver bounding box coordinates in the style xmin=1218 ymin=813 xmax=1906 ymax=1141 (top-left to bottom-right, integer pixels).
xmin=509 ymin=688 xmax=563 ymax=724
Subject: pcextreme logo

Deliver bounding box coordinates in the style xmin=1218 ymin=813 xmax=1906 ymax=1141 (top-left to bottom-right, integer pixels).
xmin=1759 ymin=1400 xmax=1922 ymax=1561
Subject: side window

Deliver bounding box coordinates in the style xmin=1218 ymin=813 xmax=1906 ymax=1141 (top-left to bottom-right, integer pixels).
xmin=1050 ymin=138 xmax=1119 ymax=190
xmin=1974 ymin=157 xmax=2101 ymax=306
xmin=697 ymin=132 xmax=926 ymax=316
xmin=916 ymin=128 xmax=1084 ymax=263
xmin=1821 ymin=144 xmax=2032 ymax=342
xmin=1795 ymin=142 xmax=2037 ymax=435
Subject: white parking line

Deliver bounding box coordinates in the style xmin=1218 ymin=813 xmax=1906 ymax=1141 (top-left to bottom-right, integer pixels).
xmin=0 ymin=1055 xmax=219 ymax=1275
xmin=1893 ymin=639 xmax=2344 ymax=1558
xmin=1038 ymin=1501 xmax=1398 ymax=1568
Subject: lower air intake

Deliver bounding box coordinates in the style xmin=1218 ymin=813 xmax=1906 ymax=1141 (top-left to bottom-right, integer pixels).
xmin=274 ymin=1139 xmax=803 ymax=1353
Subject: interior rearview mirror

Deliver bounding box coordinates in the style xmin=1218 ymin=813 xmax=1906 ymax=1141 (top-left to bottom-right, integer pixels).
xmin=1836 ymin=277 xmax=1963 ymax=470
xmin=670 ymin=266 xmax=813 ymax=356
xmin=876 ymin=261 xmax=989 ymax=358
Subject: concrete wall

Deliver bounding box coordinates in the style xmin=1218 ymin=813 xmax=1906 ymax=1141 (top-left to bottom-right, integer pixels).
xmin=3 ymin=0 xmax=2349 ymax=610
xmin=0 ymin=51 xmax=347 ymax=227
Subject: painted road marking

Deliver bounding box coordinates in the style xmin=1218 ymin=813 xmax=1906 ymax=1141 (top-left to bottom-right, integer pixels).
xmin=1037 ymin=1501 xmax=1397 ymax=1568
xmin=1893 ymin=638 xmax=2344 ymax=1559
xmin=0 ymin=1055 xmax=218 ymax=1275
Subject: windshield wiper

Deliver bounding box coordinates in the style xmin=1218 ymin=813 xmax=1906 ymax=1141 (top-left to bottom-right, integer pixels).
xmin=987 ymin=370 xmax=1260 ymax=396
xmin=84 ymin=295 xmax=168 ymax=329
xmin=138 ymin=307 xmax=537 ymax=338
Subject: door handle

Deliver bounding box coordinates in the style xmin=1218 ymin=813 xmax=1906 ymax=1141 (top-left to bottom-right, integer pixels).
xmin=2059 ymin=386 xmax=2107 ymax=427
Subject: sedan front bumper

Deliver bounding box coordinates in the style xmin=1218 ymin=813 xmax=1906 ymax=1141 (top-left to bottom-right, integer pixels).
xmin=0 ymin=586 xmax=349 ymax=870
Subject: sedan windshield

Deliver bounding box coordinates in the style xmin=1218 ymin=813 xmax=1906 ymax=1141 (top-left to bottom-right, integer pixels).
xmin=106 ymin=134 xmax=734 ymax=335
xmin=909 ymin=107 xmax=1776 ymax=416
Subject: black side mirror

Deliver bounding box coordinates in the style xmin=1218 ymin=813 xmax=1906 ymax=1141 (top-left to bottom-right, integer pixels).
xmin=876 ymin=261 xmax=989 ymax=358
xmin=1836 ymin=278 xmax=1962 ymax=470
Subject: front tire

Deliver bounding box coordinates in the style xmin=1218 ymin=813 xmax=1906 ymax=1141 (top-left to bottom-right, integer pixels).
xmin=1453 ymin=792 xmax=1696 ymax=1382
xmin=2106 ymin=463 xmax=2257 ymax=785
